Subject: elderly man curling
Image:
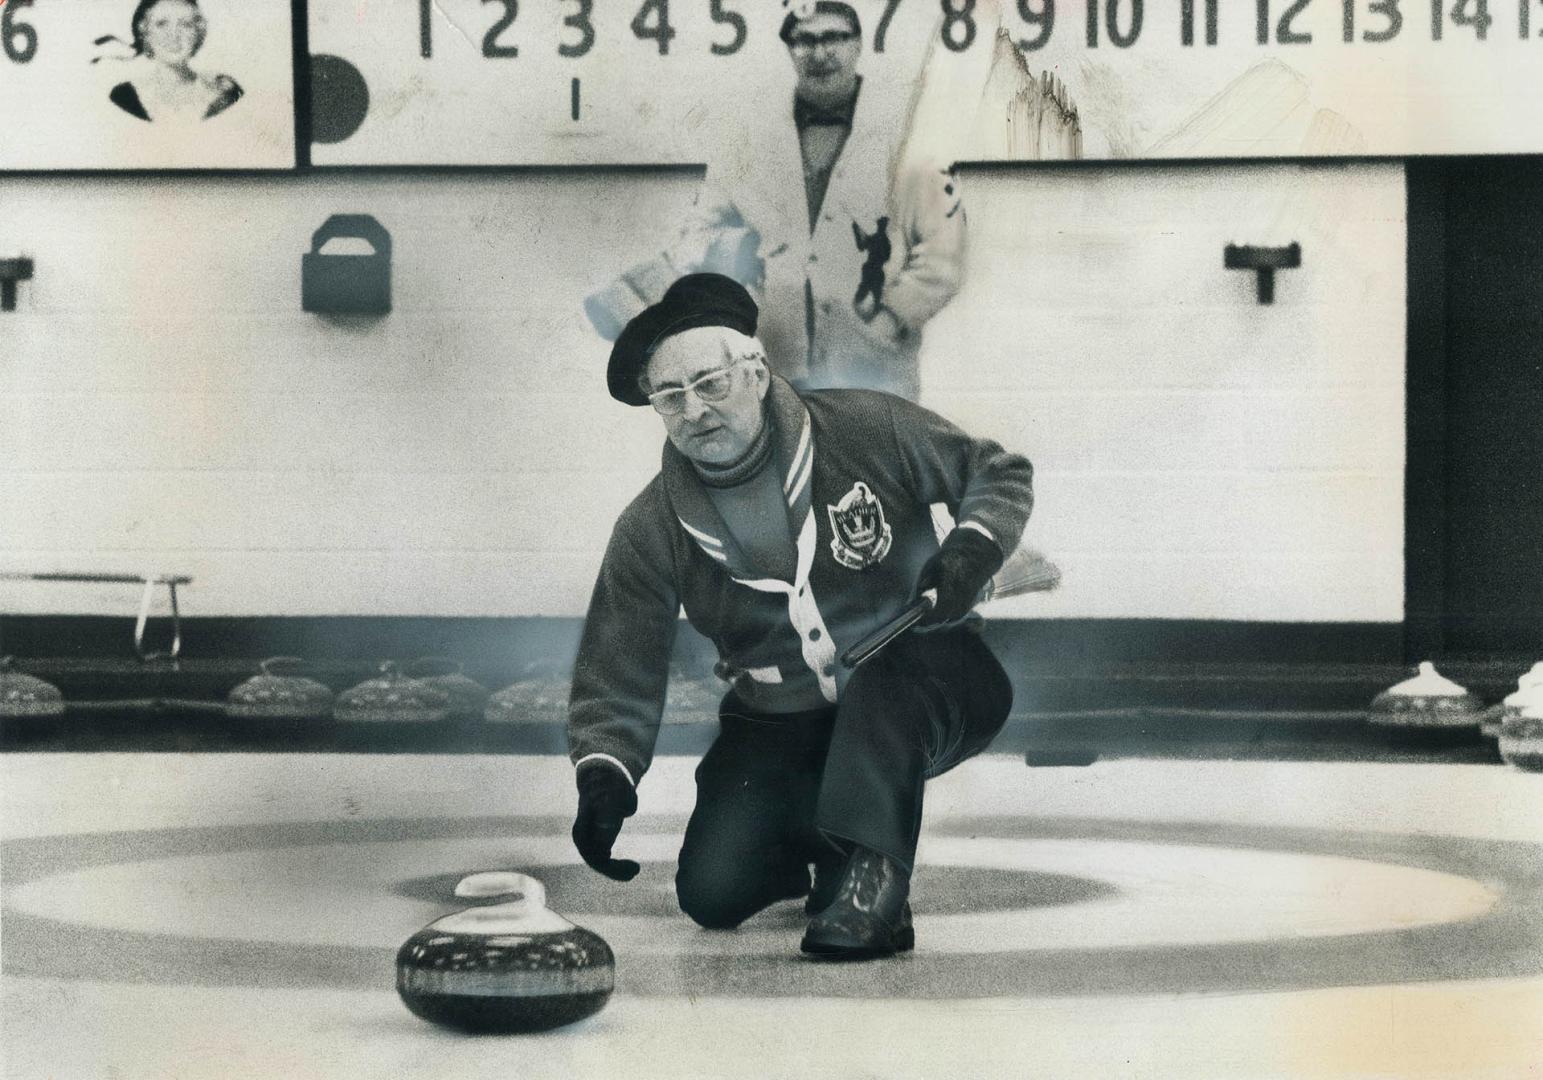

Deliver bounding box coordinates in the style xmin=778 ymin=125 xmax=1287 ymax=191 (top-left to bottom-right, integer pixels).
xmin=567 ymin=273 xmax=1033 ymax=959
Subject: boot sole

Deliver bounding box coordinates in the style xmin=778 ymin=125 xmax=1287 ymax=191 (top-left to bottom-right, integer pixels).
xmin=799 ymin=925 xmax=915 ymax=960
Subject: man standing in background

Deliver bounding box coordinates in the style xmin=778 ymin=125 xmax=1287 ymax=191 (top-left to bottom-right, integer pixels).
xmin=588 ymin=0 xmax=966 ymax=402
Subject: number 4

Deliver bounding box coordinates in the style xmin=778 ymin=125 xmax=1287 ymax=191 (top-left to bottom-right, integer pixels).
xmin=632 ymin=0 xmax=676 ymax=54
xmin=1433 ymin=0 xmax=1492 ymax=38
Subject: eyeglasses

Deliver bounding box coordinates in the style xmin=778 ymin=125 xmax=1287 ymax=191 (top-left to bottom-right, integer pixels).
xmin=788 ymin=30 xmax=859 ymax=51
xmin=646 ymin=358 xmax=754 ymax=416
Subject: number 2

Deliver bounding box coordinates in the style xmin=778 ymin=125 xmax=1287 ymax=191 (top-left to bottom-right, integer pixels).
xmin=1256 ymin=0 xmax=1313 ymax=43
xmin=1278 ymin=0 xmax=1313 ymax=42
xmin=482 ymin=0 xmax=518 ymax=58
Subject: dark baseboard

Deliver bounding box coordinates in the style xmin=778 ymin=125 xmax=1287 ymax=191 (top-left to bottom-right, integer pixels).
xmin=1 ymin=614 xmax=1404 ymax=670
xmin=3 ymin=615 xmax=1527 ymax=760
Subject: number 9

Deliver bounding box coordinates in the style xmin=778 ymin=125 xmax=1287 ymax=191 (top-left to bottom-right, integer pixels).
xmin=1016 ymin=0 xmax=1055 ymax=49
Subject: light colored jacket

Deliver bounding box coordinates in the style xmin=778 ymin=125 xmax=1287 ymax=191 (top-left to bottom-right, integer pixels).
xmin=681 ymin=85 xmax=966 ymax=401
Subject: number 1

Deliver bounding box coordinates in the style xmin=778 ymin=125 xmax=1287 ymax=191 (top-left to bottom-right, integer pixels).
xmin=419 ymin=0 xmax=432 ymax=58
xmin=1182 ymin=0 xmax=1218 ymax=44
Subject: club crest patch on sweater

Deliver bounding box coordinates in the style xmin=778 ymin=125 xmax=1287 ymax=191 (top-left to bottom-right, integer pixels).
xmin=827 ymin=481 xmax=892 ymax=569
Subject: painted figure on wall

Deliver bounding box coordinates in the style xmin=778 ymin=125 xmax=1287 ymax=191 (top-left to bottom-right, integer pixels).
xmin=586 ymin=1 xmax=966 ymax=402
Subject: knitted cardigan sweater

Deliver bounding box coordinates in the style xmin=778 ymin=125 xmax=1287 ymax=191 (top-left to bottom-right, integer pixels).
xmin=568 ymin=377 xmax=1034 ymax=786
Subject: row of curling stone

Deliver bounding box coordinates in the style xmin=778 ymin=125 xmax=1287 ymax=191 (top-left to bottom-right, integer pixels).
xmin=226 ymin=657 xmax=491 ymax=725
xmin=1369 ymin=660 xmax=1543 ymax=771
xmin=397 ymin=871 xmax=614 ymax=1034
xmin=228 ymin=657 xmax=583 ymax=726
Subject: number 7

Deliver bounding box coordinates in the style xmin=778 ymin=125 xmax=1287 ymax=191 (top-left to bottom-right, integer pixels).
xmin=875 ymin=0 xmax=903 ymax=51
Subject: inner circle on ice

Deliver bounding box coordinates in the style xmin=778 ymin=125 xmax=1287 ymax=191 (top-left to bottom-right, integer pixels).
xmin=8 ymin=829 xmax=1497 ymax=957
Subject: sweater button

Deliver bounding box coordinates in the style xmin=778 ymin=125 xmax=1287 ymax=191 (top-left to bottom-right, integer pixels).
xmin=808 ymin=628 xmax=821 ymax=641
xmin=822 ymin=664 xmax=835 ymax=677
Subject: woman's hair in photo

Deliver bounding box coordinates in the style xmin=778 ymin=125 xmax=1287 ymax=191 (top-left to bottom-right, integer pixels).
xmin=129 ymin=0 xmax=207 ymax=57
xmin=94 ymin=0 xmax=207 ymax=61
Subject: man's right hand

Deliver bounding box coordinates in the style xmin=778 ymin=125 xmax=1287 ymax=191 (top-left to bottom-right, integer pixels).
xmin=571 ymin=762 xmax=641 ymax=882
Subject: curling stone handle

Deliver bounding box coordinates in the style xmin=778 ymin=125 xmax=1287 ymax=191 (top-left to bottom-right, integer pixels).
xmin=454 ymin=871 xmax=548 ymax=911
xmin=259 ymin=656 xmax=307 ymax=676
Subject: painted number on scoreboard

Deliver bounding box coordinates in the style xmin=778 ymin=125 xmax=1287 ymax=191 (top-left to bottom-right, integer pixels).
xmin=2 ymin=0 xmax=39 ymax=64
xmin=408 ymin=0 xmax=1543 ymax=67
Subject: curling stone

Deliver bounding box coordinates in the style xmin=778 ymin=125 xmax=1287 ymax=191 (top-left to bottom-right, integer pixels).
xmin=1480 ymin=662 xmax=1543 ymax=739
xmin=406 ymin=657 xmax=490 ymax=723
xmin=1367 ymin=661 xmax=1486 ymax=729
xmin=0 ymin=656 xmax=65 ymax=721
xmin=396 ymin=871 xmax=614 ymax=1034
xmin=335 ymin=661 xmax=450 ymax=724
xmin=226 ymin=657 xmax=335 ymax=722
xmin=483 ymin=668 xmax=568 ymax=725
xmin=1499 ymin=689 xmax=1543 ymax=773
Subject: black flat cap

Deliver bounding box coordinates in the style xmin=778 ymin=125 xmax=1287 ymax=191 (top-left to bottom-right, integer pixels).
xmin=607 ymin=273 xmax=759 ymax=406
xmin=779 ymin=1 xmax=861 ymax=43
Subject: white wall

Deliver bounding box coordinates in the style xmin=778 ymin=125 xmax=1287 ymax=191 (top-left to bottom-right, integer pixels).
xmin=932 ymin=162 xmax=1406 ymax=622
xmin=0 ymin=163 xmax=1405 ymax=621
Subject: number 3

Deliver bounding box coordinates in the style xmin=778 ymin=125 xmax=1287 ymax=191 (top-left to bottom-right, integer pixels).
xmin=560 ymin=0 xmax=595 ymax=56
xmin=482 ymin=0 xmax=518 ymax=58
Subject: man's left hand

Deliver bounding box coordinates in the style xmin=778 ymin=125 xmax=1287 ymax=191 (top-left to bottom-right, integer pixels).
xmin=913 ymin=527 xmax=1004 ymax=625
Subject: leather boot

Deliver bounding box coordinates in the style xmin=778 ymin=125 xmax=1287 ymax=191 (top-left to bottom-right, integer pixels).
xmin=800 ymin=846 xmax=914 ymax=959
xmin=803 ymin=848 xmax=846 ymax=916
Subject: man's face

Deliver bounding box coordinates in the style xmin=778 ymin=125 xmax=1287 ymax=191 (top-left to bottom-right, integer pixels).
xmin=643 ymin=328 xmax=770 ymax=466
xmin=787 ymin=11 xmax=861 ymax=102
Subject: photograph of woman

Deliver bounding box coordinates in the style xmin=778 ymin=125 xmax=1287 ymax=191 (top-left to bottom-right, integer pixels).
xmin=97 ymin=0 xmax=243 ymax=124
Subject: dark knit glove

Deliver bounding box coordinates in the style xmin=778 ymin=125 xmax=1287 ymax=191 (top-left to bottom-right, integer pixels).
xmin=914 ymin=527 xmax=1004 ymax=626
xmin=572 ymin=761 xmax=640 ymax=882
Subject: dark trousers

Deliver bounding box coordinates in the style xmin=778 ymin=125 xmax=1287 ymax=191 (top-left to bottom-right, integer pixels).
xmin=675 ymin=627 xmax=1013 ymax=929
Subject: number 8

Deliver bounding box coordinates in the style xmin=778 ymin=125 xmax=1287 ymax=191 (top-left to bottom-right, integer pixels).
xmin=940 ymin=0 xmax=977 ymax=51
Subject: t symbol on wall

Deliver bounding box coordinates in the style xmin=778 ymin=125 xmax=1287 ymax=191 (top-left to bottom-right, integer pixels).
xmin=0 ymin=257 xmax=34 ymax=312
xmin=1224 ymin=243 xmax=1301 ymax=304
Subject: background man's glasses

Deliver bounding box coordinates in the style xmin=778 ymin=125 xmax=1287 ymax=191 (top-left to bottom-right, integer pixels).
xmin=788 ymin=30 xmax=858 ymax=51
xmin=646 ymin=359 xmax=750 ymax=416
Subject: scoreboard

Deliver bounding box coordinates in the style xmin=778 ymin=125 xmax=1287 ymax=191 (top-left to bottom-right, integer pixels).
xmin=2 ymin=0 xmax=1542 ymax=167
xmin=313 ymin=0 xmax=1543 ymax=163
xmin=306 ymin=0 xmax=940 ymax=165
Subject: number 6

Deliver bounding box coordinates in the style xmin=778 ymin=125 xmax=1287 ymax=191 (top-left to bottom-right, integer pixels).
xmin=3 ymin=0 xmax=39 ymax=65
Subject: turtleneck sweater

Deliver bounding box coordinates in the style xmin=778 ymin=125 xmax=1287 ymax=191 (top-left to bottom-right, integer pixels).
xmin=691 ymin=412 xmax=797 ymax=582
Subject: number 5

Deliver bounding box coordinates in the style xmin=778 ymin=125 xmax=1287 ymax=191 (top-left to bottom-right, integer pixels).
xmin=709 ymin=0 xmax=746 ymax=54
